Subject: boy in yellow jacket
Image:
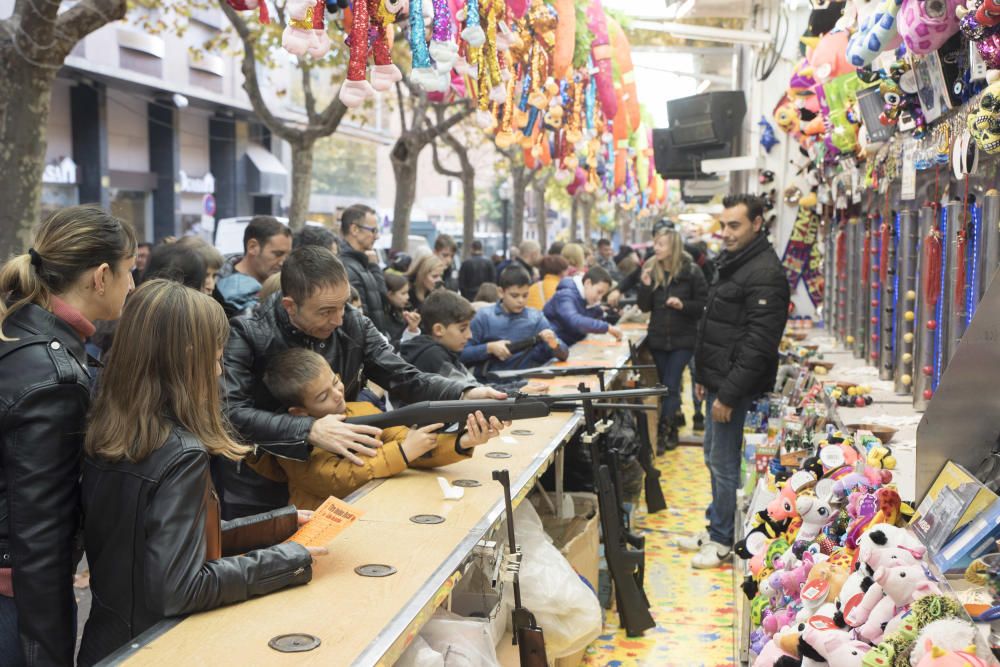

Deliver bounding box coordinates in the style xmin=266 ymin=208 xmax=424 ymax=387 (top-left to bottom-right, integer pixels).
xmin=249 ymin=347 xmax=504 ymax=510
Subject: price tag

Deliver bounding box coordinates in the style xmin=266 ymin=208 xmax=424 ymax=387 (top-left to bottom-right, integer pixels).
xmin=801 ymin=578 xmax=829 ymax=603
xmin=807 ymin=615 xmax=837 ymax=631
xmin=901 ymin=144 xmax=916 ymax=201
xmin=286 ymin=496 xmax=364 ymax=548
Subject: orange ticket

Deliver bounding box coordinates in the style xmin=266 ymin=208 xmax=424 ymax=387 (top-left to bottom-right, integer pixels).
xmin=286 ymin=496 xmax=364 ymax=548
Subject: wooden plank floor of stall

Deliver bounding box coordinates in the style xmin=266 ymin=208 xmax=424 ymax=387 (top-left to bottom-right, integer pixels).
xmin=112 ymin=329 xmax=645 ymax=667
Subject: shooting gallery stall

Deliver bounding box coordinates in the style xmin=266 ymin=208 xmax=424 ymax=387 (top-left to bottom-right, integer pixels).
xmin=100 ymin=326 xmax=653 ymax=666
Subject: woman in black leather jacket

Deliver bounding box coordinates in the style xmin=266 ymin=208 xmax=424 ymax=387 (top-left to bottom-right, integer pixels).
xmin=637 ymin=227 xmax=708 ymax=453
xmin=0 ymin=206 xmax=136 ymax=667
xmin=78 ymin=280 xmax=322 ymax=665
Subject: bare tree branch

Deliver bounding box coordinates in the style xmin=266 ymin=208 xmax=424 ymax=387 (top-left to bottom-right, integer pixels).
xmin=53 ymin=0 xmax=127 ymax=56
xmin=395 ymin=81 xmax=409 ymax=132
xmin=219 ymin=0 xmax=300 ymax=144
xmin=418 ymin=101 xmax=473 ymax=145
xmin=430 ymin=139 xmax=463 ymax=179
xmin=301 ymin=63 xmax=320 ymax=125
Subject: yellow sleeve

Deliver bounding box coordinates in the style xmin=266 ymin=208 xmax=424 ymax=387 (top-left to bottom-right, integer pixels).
xmin=278 ymin=440 xmax=409 ymax=501
xmin=245 ymin=451 xmax=289 ymax=483
xmin=525 ymin=281 xmax=544 ymax=311
xmin=408 ymin=433 xmax=474 ymax=470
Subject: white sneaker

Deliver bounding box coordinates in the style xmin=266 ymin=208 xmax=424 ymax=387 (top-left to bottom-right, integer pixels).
xmin=676 ymin=530 xmax=710 ymax=552
xmin=691 ymin=541 xmax=732 ymax=569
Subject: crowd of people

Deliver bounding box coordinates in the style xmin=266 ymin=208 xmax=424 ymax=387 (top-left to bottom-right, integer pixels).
xmin=0 ymin=193 xmax=789 ymax=665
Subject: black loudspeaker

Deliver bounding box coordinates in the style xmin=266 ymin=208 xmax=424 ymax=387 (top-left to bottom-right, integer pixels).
xmin=666 ymin=91 xmax=748 ymax=149
xmin=652 ymin=128 xmax=733 ymax=180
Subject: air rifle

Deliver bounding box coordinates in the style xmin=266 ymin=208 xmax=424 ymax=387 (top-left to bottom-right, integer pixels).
xmin=343 ymin=387 xmax=671 ymax=429
xmin=486 ymin=364 xmax=655 ymax=381
xmin=493 ymin=469 xmax=549 ymax=666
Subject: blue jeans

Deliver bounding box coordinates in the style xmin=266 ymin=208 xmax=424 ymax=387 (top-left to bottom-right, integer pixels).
xmin=0 ymin=596 xmax=27 ymax=667
xmin=650 ymin=348 xmax=694 ymax=419
xmin=703 ymin=393 xmax=751 ymax=547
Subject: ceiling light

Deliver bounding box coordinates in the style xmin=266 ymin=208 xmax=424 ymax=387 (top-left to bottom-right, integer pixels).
xmin=631 ymin=20 xmax=771 ymax=45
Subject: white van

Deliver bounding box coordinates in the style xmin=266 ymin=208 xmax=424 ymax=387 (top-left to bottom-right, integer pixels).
xmin=213 ymin=217 xmax=327 ymax=256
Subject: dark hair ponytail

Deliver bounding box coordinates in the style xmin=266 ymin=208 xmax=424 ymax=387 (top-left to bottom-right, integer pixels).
xmin=0 ymin=205 xmax=137 ymax=339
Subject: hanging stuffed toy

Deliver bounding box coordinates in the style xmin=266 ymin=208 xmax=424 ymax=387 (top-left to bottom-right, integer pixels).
xmin=410 ymin=0 xmax=447 ymax=92
xmin=552 ymin=0 xmax=576 ymax=79
xmin=339 ymin=0 xmax=405 ymax=107
xmin=607 ymin=17 xmax=639 ymax=132
xmin=968 ymin=80 xmax=1000 ymax=152
xmin=283 ymin=0 xmax=332 ymax=58
xmin=429 ymin=0 xmax=460 ymax=79
xmin=585 ymin=0 xmax=618 ymax=120
xmin=760 ymin=116 xmax=780 ymax=152
xmin=462 ymin=0 xmax=487 ymax=46
xmin=226 ymin=0 xmax=270 ymax=23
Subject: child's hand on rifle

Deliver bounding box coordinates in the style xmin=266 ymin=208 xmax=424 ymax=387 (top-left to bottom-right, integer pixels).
xmin=607 ymin=325 xmax=624 ymax=341
xmin=401 ymin=422 xmax=445 ymax=461
xmin=521 ymin=381 xmax=550 ymax=395
xmin=458 ymin=410 xmax=505 ymax=449
xmin=487 ymin=340 xmax=512 ymax=360
xmin=538 ymin=329 xmax=560 ymax=350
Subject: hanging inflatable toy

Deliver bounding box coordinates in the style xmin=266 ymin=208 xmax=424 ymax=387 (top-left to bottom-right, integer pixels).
xmin=760 ymin=116 xmax=780 ymax=152
xmin=338 ymin=0 xmax=405 ymax=107
xmin=968 ymin=80 xmax=1000 ymax=153
xmin=410 ymin=0 xmax=447 ymax=92
xmin=847 ymin=0 xmax=905 ymax=67
xmin=429 ymin=0 xmax=460 ymax=76
xmin=898 ymin=0 xmax=962 ymax=55
xmin=585 ymin=0 xmax=618 ymax=120
xmin=462 ymin=0 xmax=487 ymax=47
xmin=552 ymin=0 xmax=576 ymax=79
xmin=607 ymin=16 xmax=640 ymax=132
xmin=807 ymin=30 xmax=854 ymax=85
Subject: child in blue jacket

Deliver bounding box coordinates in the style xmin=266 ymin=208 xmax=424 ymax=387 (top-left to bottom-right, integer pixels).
xmin=543 ymin=265 xmax=624 ymax=347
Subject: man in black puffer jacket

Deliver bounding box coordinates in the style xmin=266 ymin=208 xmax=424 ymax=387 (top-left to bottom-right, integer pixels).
xmin=338 ymin=204 xmax=389 ymax=332
xmin=216 ymin=247 xmax=503 ymax=519
xmin=682 ymin=194 xmax=790 ymax=569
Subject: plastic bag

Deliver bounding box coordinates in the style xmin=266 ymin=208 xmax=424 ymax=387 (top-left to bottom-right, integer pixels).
xmin=396 ymin=608 xmax=500 ymax=667
xmin=499 ymin=501 xmax=603 ymax=658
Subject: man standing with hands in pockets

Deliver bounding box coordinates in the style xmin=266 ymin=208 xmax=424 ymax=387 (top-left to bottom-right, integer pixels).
xmin=680 ymin=195 xmax=790 ymax=569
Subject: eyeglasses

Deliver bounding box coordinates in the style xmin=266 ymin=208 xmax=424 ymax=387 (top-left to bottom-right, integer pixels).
xmin=653 ymin=219 xmax=676 ymax=234
xmin=356 ymin=224 xmax=379 ymax=235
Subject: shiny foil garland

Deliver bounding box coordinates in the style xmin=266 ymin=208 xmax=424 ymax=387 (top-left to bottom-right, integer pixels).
xmin=346 ymin=0 xmax=370 ymax=80
xmin=410 ymin=0 xmax=432 ymax=69
xmin=432 ymin=0 xmax=451 ymax=41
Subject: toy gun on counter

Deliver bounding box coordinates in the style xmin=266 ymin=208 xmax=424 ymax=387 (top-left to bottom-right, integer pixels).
xmin=343 ymin=387 xmax=670 ymax=429
xmin=493 ymin=469 xmax=549 ymax=666
xmin=486 ymin=364 xmax=654 ymax=381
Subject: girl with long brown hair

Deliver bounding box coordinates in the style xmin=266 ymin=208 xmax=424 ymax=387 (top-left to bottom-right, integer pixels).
xmin=637 ymin=225 xmax=708 ymax=453
xmin=78 ymin=280 xmax=322 ymax=665
xmin=0 ymin=205 xmax=136 ymax=666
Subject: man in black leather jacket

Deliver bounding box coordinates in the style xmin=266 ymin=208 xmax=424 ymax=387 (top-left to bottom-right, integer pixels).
xmin=218 ymin=246 xmax=502 ymax=518
xmin=338 ymin=204 xmax=389 ymax=332
xmin=683 ymin=195 xmax=790 ymax=569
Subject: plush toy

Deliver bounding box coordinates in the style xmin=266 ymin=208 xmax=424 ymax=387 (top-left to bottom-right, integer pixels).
xmin=737 ymin=508 xmax=792 ymax=560
xmin=226 ymin=0 xmax=270 ymax=22
xmin=857 ymin=523 xmax=926 ymax=570
xmin=847 ymin=0 xmax=905 ymax=67
xmin=801 ymin=623 xmax=872 ymax=666
xmin=914 ymin=644 xmax=993 ymax=667
xmin=755 ymin=634 xmax=796 ymax=667
xmin=910 ymin=619 xmax=990 ymax=665
xmin=808 ymin=31 xmax=855 ymax=84
xmin=856 ymin=564 xmax=941 ymax=643
xmin=844 ymin=547 xmax=922 ymax=629
xmin=793 ymin=480 xmax=837 ymax=546
xmin=968 ymin=80 xmax=1000 ymax=153
xmin=283 ymin=0 xmax=332 ymax=58
xmin=339 ymin=0 xmax=404 ymax=106
xmin=428 ymin=0 xmax=459 ymax=78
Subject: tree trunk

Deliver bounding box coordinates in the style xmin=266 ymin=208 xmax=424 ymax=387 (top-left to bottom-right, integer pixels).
xmin=620 ymin=206 xmax=631 ymax=246
xmin=462 ymin=173 xmax=475 ymax=257
xmin=510 ymin=162 xmax=527 ymax=248
xmin=0 ymin=64 xmax=56 ymax=254
xmin=391 ymin=137 xmax=421 ymax=252
xmin=581 ymin=194 xmax=594 ymax=244
xmin=570 ymin=193 xmax=579 ymax=242
xmin=533 ymin=181 xmax=547 ymax=251
xmin=288 ymin=140 xmax=315 ymax=232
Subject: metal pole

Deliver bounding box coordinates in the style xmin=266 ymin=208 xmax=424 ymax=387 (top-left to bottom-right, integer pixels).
xmin=845 ymin=218 xmax=857 ymax=350
xmin=824 ymin=221 xmax=835 ymax=333
xmin=878 ymin=214 xmax=896 ymax=379
xmin=943 ymin=201 xmax=962 ymax=366
xmin=981 ymin=193 xmax=1000 ymax=302
xmin=894 ymin=210 xmax=917 ymax=395
xmin=501 ymin=199 xmax=509 ymax=257
xmin=913 ymin=206 xmax=935 ymax=412
xmin=854 ymin=217 xmax=868 ymax=359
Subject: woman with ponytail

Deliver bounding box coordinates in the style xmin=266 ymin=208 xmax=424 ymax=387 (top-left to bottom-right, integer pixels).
xmin=0 ymin=205 xmax=136 ymax=666
xmin=636 ymin=224 xmax=708 ymax=454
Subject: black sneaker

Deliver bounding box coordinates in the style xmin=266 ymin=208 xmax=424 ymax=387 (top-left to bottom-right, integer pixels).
xmin=674 ymin=411 xmax=686 ymax=428
xmin=692 ymin=412 xmax=705 ymax=431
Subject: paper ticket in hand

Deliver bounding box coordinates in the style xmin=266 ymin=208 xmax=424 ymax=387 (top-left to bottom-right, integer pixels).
xmin=286 ymin=496 xmax=364 ymax=548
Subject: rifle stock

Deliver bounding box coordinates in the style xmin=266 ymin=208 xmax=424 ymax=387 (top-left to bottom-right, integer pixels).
xmin=487 ymin=364 xmax=654 ymax=381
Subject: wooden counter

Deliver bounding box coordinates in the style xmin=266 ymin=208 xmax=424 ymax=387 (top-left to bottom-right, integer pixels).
xmin=106 ymin=328 xmax=646 ymax=667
